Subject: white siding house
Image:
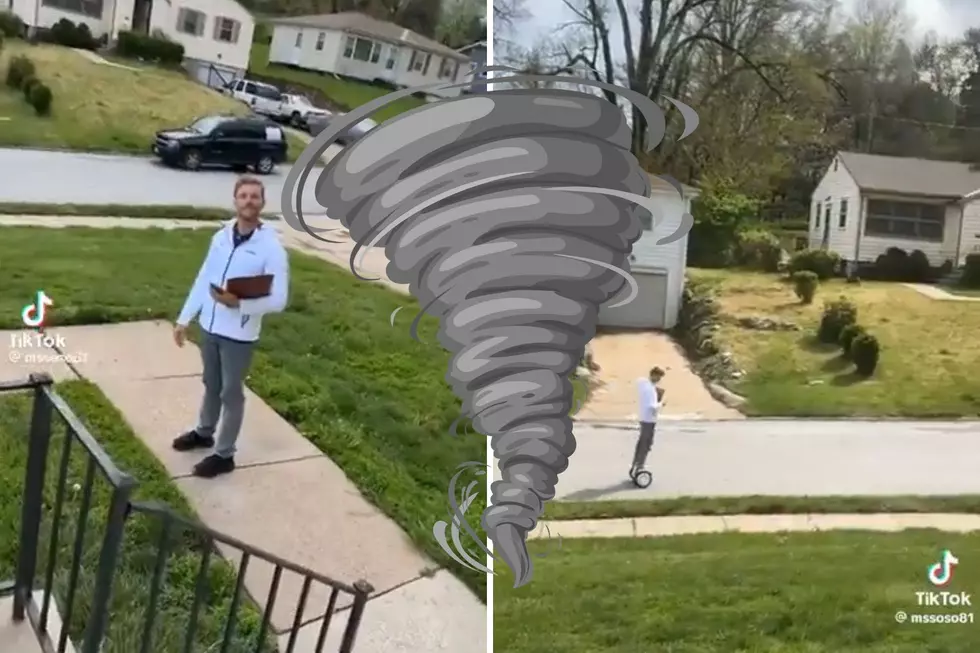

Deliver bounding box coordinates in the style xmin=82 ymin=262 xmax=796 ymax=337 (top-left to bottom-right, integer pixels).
xmin=9 ymin=0 xmax=254 ymax=81
xmin=267 ymin=12 xmax=471 ymax=99
xmin=599 ymin=177 xmax=697 ymax=330
xmin=810 ymin=151 xmax=980 ymax=267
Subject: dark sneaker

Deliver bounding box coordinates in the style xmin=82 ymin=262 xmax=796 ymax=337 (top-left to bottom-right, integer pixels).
xmin=172 ymin=430 xmax=214 ymax=452
xmin=192 ymin=454 xmax=235 ymax=478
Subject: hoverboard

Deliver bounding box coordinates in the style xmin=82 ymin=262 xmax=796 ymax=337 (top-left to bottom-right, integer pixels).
xmin=629 ymin=468 xmax=653 ymax=488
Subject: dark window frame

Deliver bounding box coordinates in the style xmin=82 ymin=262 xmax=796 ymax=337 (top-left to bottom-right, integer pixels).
xmin=41 ymin=0 xmax=103 ymax=19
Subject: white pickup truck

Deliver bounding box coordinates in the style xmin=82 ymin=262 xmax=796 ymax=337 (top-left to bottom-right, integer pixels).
xmin=277 ymin=93 xmax=332 ymax=129
xmin=223 ymin=79 xmax=331 ymax=129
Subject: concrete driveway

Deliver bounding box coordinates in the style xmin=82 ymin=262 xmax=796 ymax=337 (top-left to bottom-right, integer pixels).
xmin=0 ymin=147 xmax=342 ymax=213
xmin=580 ymin=331 xmax=741 ymax=420
xmin=554 ymin=420 xmax=980 ymax=501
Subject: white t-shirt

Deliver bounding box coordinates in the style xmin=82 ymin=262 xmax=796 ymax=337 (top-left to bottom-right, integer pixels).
xmin=637 ymin=377 xmax=661 ymax=423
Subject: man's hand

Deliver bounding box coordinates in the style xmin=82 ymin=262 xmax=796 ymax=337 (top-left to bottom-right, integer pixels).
xmin=210 ymin=286 xmax=240 ymax=308
xmin=173 ymin=324 xmax=187 ymax=348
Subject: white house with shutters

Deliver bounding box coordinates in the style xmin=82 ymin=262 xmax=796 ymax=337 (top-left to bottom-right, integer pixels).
xmin=598 ymin=176 xmax=697 ymax=330
xmin=809 ymin=151 xmax=980 ymax=268
xmin=266 ymin=12 xmax=472 ymax=99
xmin=9 ymin=0 xmax=254 ymax=82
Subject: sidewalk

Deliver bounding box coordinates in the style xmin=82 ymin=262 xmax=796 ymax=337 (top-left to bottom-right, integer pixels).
xmin=0 ymin=321 xmax=484 ymax=652
xmin=530 ymin=513 xmax=980 ymax=540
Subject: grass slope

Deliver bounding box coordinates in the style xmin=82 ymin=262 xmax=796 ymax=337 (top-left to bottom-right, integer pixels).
xmin=0 ymin=226 xmax=486 ymax=598
xmin=690 ymin=268 xmax=980 ymax=416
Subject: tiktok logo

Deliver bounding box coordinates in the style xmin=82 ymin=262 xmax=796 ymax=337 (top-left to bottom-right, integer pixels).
xmin=21 ymin=290 xmax=53 ymax=328
xmin=927 ymin=549 xmax=959 ymax=587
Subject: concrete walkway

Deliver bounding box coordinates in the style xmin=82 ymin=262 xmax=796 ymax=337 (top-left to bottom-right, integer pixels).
xmin=904 ymin=283 xmax=980 ymax=301
xmin=529 ymin=513 xmax=980 ymax=540
xmin=0 ymin=321 xmax=484 ymax=652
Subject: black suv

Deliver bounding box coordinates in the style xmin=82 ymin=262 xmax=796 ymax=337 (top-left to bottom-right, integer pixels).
xmin=153 ymin=115 xmax=288 ymax=174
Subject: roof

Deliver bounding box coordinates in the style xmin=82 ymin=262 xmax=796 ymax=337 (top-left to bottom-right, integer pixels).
xmin=837 ymin=151 xmax=980 ymax=199
xmin=457 ymin=41 xmax=486 ymax=53
xmin=268 ymin=12 xmax=468 ymax=60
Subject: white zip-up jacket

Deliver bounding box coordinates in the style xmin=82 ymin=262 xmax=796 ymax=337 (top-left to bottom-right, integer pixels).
xmin=177 ymin=219 xmax=289 ymax=342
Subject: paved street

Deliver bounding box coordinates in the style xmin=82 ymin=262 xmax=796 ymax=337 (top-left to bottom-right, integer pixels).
xmin=0 ymin=147 xmax=340 ymax=213
xmin=552 ymin=420 xmax=980 ymax=501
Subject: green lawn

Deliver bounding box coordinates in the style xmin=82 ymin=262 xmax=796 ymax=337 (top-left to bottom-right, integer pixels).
xmin=689 ymin=268 xmax=980 ymax=416
xmin=0 ymin=380 xmax=273 ymax=652
xmin=249 ymin=43 xmax=426 ymax=122
xmin=0 ymin=226 xmax=486 ymax=598
xmin=544 ymin=495 xmax=980 ymax=521
xmin=0 ymin=203 xmax=237 ymax=220
xmin=494 ymin=531 xmax=980 ymax=652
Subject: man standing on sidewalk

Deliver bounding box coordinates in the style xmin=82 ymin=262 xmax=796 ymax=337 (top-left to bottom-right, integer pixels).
xmin=630 ymin=367 xmax=666 ymax=478
xmin=171 ymin=176 xmax=290 ymax=478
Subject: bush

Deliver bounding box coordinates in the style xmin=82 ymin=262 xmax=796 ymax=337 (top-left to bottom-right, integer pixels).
xmin=907 ymin=250 xmax=932 ymax=282
xmin=791 ymin=270 xmax=818 ymax=304
xmin=45 ymin=18 xmax=98 ymax=50
xmin=687 ymin=180 xmax=760 ymax=269
xmin=838 ymin=323 xmax=866 ymax=358
xmin=29 ymin=82 xmax=53 ymax=116
xmin=851 ymin=333 xmax=880 ymax=376
xmin=961 ymin=254 xmax=980 ymax=288
xmin=0 ymin=11 xmax=25 ymax=38
xmin=817 ymin=297 xmax=857 ymax=344
xmin=5 ymin=55 xmax=34 ymax=89
xmin=735 ymin=229 xmax=783 ymax=272
xmin=116 ymin=30 xmax=185 ymax=66
xmin=789 ymin=248 xmax=840 ymax=280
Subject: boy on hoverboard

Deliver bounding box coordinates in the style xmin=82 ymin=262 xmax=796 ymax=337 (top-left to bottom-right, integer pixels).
xmin=630 ymin=367 xmax=666 ymax=487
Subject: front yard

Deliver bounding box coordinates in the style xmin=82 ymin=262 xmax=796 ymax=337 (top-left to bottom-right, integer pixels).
xmin=691 ymin=269 xmax=980 ymax=416
xmin=0 ymin=42 xmax=306 ymax=158
xmin=494 ymin=531 xmax=979 ymax=653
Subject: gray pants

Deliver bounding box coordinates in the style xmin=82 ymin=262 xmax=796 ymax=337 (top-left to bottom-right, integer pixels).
xmin=631 ymin=422 xmax=656 ymax=470
xmin=196 ymin=331 xmax=255 ymax=459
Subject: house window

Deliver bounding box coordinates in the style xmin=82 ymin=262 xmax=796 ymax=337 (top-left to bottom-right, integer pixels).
xmin=865 ymin=199 xmax=944 ymax=241
xmin=343 ymin=36 xmax=381 ymax=63
xmin=409 ymin=50 xmax=425 ymax=71
xmin=385 ymin=49 xmax=396 ymax=69
xmin=815 ymin=202 xmax=821 ymax=230
xmin=295 ymin=31 xmax=303 ymax=48
xmin=824 ymin=200 xmax=831 ymax=227
xmin=833 ymin=159 xmax=838 ymax=172
xmin=41 ymin=0 xmax=103 ymax=19
xmin=316 ymin=32 xmax=325 ymax=51
xmin=422 ymin=52 xmax=432 ymax=74
xmin=839 ymin=199 xmax=847 ymax=228
xmin=213 ymin=17 xmax=240 ymax=44
xmin=176 ymin=7 xmax=206 ymax=36
xmin=438 ymin=57 xmax=458 ymax=79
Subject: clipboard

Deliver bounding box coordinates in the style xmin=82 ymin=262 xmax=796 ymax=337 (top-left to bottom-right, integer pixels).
xmin=225 ymin=274 xmax=273 ymax=299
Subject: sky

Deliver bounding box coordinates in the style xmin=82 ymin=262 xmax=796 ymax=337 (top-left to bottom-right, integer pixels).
xmin=506 ymin=0 xmax=980 ymax=51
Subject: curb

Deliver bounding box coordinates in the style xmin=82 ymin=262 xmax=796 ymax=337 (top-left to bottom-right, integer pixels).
xmin=529 ymin=513 xmax=980 ymax=540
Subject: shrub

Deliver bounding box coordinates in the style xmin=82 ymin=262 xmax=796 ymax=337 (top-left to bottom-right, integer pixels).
xmin=29 ymin=83 xmax=53 ymax=116
xmin=907 ymin=250 xmax=932 ymax=282
xmin=938 ymin=259 xmax=954 ymax=278
xmin=46 ymin=18 xmax=97 ymax=50
xmin=116 ymin=30 xmax=185 ymax=66
xmin=5 ymin=55 xmax=34 ymax=89
xmin=788 ymin=248 xmax=840 ymax=280
xmin=962 ymin=254 xmax=980 ymax=288
xmin=838 ymin=323 xmax=866 ymax=358
xmin=851 ymin=333 xmax=880 ymax=376
xmin=0 ymin=11 xmax=25 ymax=38
xmin=735 ymin=229 xmax=783 ymax=272
xmin=791 ymin=270 xmax=818 ymax=304
xmin=687 ymin=180 xmax=760 ymax=269
xmin=672 ymin=278 xmax=739 ymax=379
xmin=817 ymin=297 xmax=857 ymax=344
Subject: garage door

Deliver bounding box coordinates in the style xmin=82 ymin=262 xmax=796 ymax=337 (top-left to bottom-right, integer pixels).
xmin=597 ymin=270 xmax=669 ymax=329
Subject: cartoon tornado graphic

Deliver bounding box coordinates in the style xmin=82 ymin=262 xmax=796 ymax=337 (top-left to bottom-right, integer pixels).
xmin=283 ymin=77 xmax=690 ymax=587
